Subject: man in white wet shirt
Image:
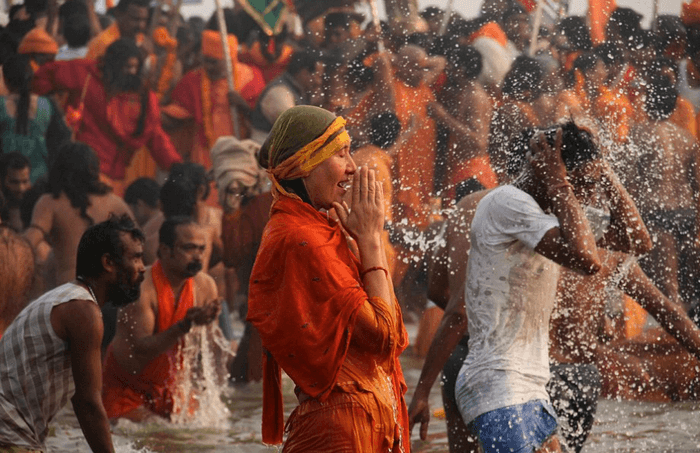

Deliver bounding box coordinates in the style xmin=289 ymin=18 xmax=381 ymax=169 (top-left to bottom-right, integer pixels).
xmin=455 ymin=121 xmax=602 ymax=453
xmin=0 ymin=215 xmax=146 ymax=453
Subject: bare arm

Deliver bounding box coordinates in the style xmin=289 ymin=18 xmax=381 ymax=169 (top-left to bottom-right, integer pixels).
xmin=58 ymin=300 xmax=114 ymax=453
xmin=532 ymin=131 xmax=601 ymax=274
xmin=112 ymin=285 xmax=220 ymax=375
xmin=620 ymin=261 xmax=700 ymax=362
xmin=335 ymin=167 xmax=395 ymax=352
xmin=24 ymin=195 xmax=54 ymax=250
xmin=408 ymin=280 xmax=468 ymax=440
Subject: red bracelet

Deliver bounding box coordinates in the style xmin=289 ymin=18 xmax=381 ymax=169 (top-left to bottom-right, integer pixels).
xmin=360 ymin=266 xmax=389 ymax=279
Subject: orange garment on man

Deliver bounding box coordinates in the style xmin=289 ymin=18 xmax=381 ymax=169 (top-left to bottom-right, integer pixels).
xmin=392 ymin=80 xmax=437 ymax=229
xmin=682 ymin=0 xmax=700 ymax=26
xmin=17 ymin=27 xmax=58 ymax=71
xmin=593 ymin=85 xmax=634 ymax=143
xmin=247 ymin=196 xmax=410 ymax=452
xmin=670 ymin=96 xmax=697 ymax=139
xmin=467 ymin=22 xmax=508 ymax=47
xmin=84 ymin=22 xmax=157 ymax=188
xmin=101 ymin=261 xmax=194 ymax=419
xmin=588 ymin=0 xmax=616 ymax=45
xmin=352 ymin=144 xmax=397 ymax=279
xmin=163 ymin=31 xmax=265 ymax=170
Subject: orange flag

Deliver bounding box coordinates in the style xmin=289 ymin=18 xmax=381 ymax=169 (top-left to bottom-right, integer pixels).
xmin=588 ymin=0 xmax=617 ymax=45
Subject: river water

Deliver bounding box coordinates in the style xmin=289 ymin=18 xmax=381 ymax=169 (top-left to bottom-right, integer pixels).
xmin=46 ymin=321 xmax=700 ymax=453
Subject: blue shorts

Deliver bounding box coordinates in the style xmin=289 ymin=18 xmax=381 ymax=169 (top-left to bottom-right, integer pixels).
xmin=470 ymin=400 xmax=558 ymax=453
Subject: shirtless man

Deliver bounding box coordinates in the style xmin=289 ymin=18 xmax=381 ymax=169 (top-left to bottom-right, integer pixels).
xmin=0 ymin=215 xmax=145 ymax=452
xmin=24 ymin=143 xmax=134 ymax=288
xmin=621 ymin=75 xmax=700 ymax=309
xmin=102 ymin=216 xmax=220 ymax=421
xmin=427 ymin=46 xmax=498 ymax=203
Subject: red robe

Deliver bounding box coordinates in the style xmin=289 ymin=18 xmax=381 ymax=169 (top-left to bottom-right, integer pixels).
xmin=101 ymin=261 xmax=194 ymax=419
xmin=32 ymin=59 xmax=181 ymax=181
xmin=247 ymin=196 xmax=410 ymax=451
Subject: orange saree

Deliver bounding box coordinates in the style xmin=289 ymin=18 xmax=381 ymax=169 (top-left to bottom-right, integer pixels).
xmin=247 ymin=196 xmax=410 ymax=451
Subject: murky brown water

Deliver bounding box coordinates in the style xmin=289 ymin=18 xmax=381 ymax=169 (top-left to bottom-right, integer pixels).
xmin=45 ymin=321 xmax=700 ymax=453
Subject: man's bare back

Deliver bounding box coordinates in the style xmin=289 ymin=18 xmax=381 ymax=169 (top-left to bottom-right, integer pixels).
xmin=25 ymin=192 xmax=133 ymax=286
xmin=0 ymin=226 xmax=35 ymax=335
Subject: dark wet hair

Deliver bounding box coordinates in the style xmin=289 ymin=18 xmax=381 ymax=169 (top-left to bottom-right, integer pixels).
xmin=49 ymin=142 xmax=111 ymax=225
xmin=159 ymin=215 xmax=196 ymax=248
xmin=287 ymin=48 xmax=324 ymax=76
xmin=2 ymin=54 xmax=33 ymax=135
xmin=447 ymin=45 xmax=482 ymax=80
xmin=115 ymin=0 xmax=149 ymax=13
xmin=0 ymin=152 xmax=30 ymax=182
xmin=420 ymin=6 xmax=444 ymax=21
xmin=595 ymin=42 xmax=624 ymax=67
xmin=102 ymin=39 xmax=148 ymax=137
xmin=369 ymin=112 xmax=401 ymax=149
xmin=324 ymin=11 xmax=363 ymax=32
xmin=555 ymin=16 xmax=592 ymax=52
xmin=509 ymin=121 xmax=600 ymax=175
xmin=159 ymin=165 xmax=208 ymax=219
xmin=59 ymin=0 xmax=88 ymax=22
xmin=64 ymin=13 xmax=91 ymax=48
xmin=654 ymin=15 xmax=686 ymax=52
xmin=606 ymin=7 xmax=642 ymax=42
xmin=76 ymin=213 xmax=144 ymax=279
xmin=502 ymin=56 xmax=543 ymax=97
xmin=124 ymin=177 xmax=160 ymax=208
xmin=406 ymin=32 xmax=432 ymax=50
xmin=645 ymin=74 xmax=677 ymax=120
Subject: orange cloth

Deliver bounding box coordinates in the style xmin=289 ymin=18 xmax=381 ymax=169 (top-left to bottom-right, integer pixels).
xmin=593 ymin=85 xmax=633 ymax=143
xmin=670 ymin=96 xmax=697 ymax=139
xmin=352 ymin=144 xmax=397 ymax=279
xmin=468 ymin=22 xmax=508 ymax=48
xmin=588 ymin=0 xmax=617 ymax=45
xmin=152 ymin=27 xmax=178 ymax=99
xmin=247 ymin=196 xmax=410 ymax=450
xmin=102 ymin=261 xmax=195 ymax=419
xmin=239 ymin=41 xmax=294 ymax=84
xmin=18 ymin=27 xmax=58 ymax=55
xmin=392 ymin=80 xmax=437 ymax=229
xmin=682 ymin=0 xmax=700 ymax=25
xmin=85 ymin=23 xmax=144 ymax=61
xmin=624 ymin=295 xmax=648 ymax=339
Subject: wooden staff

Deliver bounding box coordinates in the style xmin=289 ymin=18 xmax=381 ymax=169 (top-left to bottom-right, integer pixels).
xmin=528 ymin=0 xmax=545 ymax=56
xmin=214 ymin=0 xmax=240 ymax=139
xmin=651 ymin=0 xmax=660 ymax=31
xmin=438 ymin=0 xmax=454 ymax=36
xmin=367 ymin=0 xmax=385 ymax=52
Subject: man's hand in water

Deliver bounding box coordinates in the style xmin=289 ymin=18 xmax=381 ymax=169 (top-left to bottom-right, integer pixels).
xmin=184 ymin=299 xmax=221 ymax=328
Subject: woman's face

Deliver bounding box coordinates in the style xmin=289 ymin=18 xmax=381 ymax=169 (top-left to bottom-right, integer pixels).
xmin=303 ymin=142 xmax=356 ymax=210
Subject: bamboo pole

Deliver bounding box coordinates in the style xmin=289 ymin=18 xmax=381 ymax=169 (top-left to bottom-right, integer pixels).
xmin=528 ymin=0 xmax=545 ymax=56
xmin=651 ymin=0 xmax=660 ymax=31
xmin=213 ymin=0 xmax=240 ymax=139
xmin=367 ymin=0 xmax=385 ymax=52
xmin=438 ymin=0 xmax=454 ymax=36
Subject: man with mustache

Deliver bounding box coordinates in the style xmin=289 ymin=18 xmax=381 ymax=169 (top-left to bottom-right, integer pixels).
xmin=102 ymin=216 xmax=220 ymax=421
xmin=32 ymin=38 xmax=182 ymax=196
xmin=0 ymin=215 xmax=146 ymax=453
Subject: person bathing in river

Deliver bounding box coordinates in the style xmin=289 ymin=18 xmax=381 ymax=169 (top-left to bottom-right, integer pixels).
xmin=102 ymin=216 xmax=221 ymax=421
xmin=247 ymin=105 xmax=410 ymax=451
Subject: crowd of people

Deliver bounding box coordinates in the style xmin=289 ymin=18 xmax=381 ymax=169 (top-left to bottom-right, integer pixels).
xmin=0 ymin=0 xmax=699 ymax=450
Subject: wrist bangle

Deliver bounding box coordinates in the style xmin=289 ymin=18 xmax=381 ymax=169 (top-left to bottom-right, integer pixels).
xmin=360 ymin=266 xmax=389 ymax=279
xmin=178 ymin=319 xmax=192 ymax=334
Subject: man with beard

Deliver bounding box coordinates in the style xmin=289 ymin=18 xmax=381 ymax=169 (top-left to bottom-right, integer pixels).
xmin=32 ymin=38 xmax=181 ymax=196
xmin=102 ymin=216 xmax=220 ymax=421
xmin=0 ymin=153 xmax=31 ymax=232
xmin=0 ymin=215 xmax=145 ymax=453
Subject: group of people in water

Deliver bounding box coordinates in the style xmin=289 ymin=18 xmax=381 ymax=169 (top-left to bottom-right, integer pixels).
xmin=1 ymin=0 xmax=700 ymax=451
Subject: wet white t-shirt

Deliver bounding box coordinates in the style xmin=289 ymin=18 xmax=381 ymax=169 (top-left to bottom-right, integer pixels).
xmin=455 ymin=185 xmax=561 ymax=424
